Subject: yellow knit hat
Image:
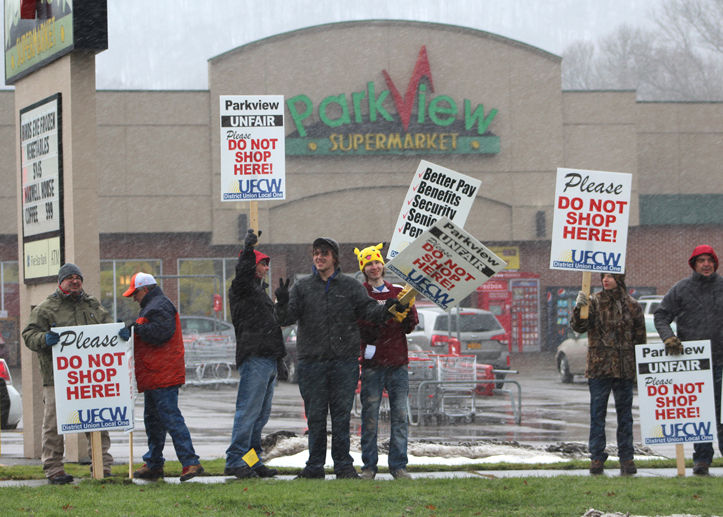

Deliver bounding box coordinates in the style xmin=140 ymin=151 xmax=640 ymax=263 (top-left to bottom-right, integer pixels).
xmin=354 ymin=243 xmax=385 ymax=271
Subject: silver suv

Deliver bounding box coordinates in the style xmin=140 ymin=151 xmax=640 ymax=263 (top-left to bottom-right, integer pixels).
xmin=407 ymin=307 xmax=510 ymax=384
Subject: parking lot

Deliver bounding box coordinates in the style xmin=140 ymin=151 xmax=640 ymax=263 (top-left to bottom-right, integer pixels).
xmin=0 ymin=352 xmax=679 ymax=465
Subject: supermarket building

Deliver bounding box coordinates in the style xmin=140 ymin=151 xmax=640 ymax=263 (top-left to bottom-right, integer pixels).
xmin=1 ymin=20 xmax=721 ymax=360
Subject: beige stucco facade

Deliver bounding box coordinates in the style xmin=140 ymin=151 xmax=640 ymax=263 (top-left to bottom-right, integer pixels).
xmin=0 ymin=20 xmax=720 ymax=279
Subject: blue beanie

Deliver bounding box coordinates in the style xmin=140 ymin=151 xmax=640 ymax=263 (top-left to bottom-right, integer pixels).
xmin=58 ymin=263 xmax=83 ymax=284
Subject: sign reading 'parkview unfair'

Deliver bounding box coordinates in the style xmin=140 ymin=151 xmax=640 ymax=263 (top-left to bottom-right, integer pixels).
xmin=387 ymin=160 xmax=481 ymax=260
xmin=636 ymin=341 xmax=715 ymax=445
xmin=387 ymin=218 xmax=506 ymax=310
xmin=220 ymin=95 xmax=286 ymax=201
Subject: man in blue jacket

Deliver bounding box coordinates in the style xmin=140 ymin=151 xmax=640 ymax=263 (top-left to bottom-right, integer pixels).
xmin=276 ymin=236 xmax=404 ymax=479
xmin=225 ymin=229 xmax=286 ymax=479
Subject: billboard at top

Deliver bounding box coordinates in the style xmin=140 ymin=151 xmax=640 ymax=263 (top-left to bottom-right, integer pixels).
xmin=549 ymin=167 xmax=632 ymax=274
xmin=387 ymin=160 xmax=481 ymax=260
xmin=4 ymin=0 xmax=108 ymax=84
xmin=219 ymin=95 xmax=286 ymax=202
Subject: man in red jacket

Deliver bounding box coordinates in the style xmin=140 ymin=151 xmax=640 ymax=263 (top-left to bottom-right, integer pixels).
xmin=123 ymin=272 xmax=204 ymax=482
xmin=355 ymin=243 xmax=418 ymax=480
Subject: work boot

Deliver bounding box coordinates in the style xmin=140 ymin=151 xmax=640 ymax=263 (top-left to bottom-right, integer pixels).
xmin=294 ymin=466 xmax=325 ymax=479
xmin=391 ymin=468 xmax=413 ymax=479
xmin=133 ymin=463 xmax=164 ymax=480
xmin=619 ymin=459 xmax=637 ymax=476
xmin=360 ymin=468 xmax=376 ymax=480
xmin=47 ymin=471 xmax=73 ymax=485
xmin=225 ymin=465 xmax=259 ymax=479
xmin=253 ymin=464 xmax=278 ymax=478
xmin=693 ymin=462 xmax=710 ymax=476
xmin=335 ymin=466 xmax=360 ymax=479
xmin=589 ymin=459 xmax=605 ymax=475
xmin=180 ymin=464 xmax=204 ymax=482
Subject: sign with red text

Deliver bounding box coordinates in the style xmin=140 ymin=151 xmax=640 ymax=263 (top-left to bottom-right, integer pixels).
xmin=386 ymin=218 xmax=506 ymax=310
xmin=549 ymin=168 xmax=631 ymax=273
xmin=388 ymin=161 xmax=481 ymax=260
xmin=52 ymin=323 xmax=134 ymax=434
xmin=636 ymin=341 xmax=715 ymax=445
xmin=220 ymin=95 xmax=285 ymax=201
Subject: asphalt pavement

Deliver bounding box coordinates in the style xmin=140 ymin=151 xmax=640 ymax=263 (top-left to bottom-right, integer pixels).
xmin=0 ymin=352 xmax=709 ymax=486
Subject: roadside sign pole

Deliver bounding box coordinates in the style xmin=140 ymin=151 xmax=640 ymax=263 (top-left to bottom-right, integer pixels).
xmin=580 ymin=272 xmax=591 ymax=320
xmin=91 ymin=431 xmax=103 ymax=480
xmin=676 ymin=444 xmax=686 ymax=476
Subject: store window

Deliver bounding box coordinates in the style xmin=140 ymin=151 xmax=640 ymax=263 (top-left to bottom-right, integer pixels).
xmin=100 ymin=259 xmax=162 ymax=322
xmin=177 ymin=258 xmax=239 ymax=321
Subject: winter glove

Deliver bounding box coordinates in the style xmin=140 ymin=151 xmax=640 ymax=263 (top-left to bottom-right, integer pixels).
xmin=393 ymin=295 xmax=416 ymax=323
xmin=664 ymin=336 xmax=684 ymax=356
xmin=275 ymin=277 xmax=290 ymax=305
xmin=384 ymin=297 xmax=407 ymax=313
xmin=45 ymin=331 xmax=60 ymax=347
xmin=244 ymin=228 xmax=259 ymax=249
xmin=276 ymin=357 xmax=289 ymax=382
xmin=118 ymin=326 xmax=132 ymax=341
xmin=575 ymin=291 xmax=589 ymax=308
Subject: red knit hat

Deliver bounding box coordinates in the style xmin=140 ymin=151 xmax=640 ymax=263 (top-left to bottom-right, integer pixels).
xmin=688 ymin=245 xmax=718 ymax=271
xmin=253 ymin=249 xmax=270 ymax=265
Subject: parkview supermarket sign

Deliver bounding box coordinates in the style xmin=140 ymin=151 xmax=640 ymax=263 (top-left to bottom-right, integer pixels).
xmin=285 ymin=46 xmax=499 ymax=156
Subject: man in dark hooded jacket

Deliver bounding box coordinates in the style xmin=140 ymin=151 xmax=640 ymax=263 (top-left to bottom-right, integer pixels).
xmin=655 ymin=244 xmax=723 ymax=476
xmin=275 ymin=236 xmax=404 ymax=479
xmin=571 ymin=273 xmax=646 ymax=476
xmin=224 ymin=229 xmax=286 ymax=479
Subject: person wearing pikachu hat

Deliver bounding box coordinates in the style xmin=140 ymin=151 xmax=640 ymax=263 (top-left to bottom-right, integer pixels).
xmin=354 ymin=243 xmax=419 ymax=480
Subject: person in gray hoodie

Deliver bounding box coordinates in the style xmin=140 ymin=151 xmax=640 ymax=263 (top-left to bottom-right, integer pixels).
xmin=655 ymin=244 xmax=723 ymax=476
xmin=275 ymin=237 xmax=404 ymax=479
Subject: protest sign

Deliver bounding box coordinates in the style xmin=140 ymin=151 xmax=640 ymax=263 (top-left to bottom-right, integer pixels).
xmin=549 ymin=167 xmax=631 ymax=273
xmin=636 ymin=340 xmax=715 ymax=445
xmin=386 ymin=218 xmax=506 ymax=310
xmin=387 ymin=160 xmax=481 ymax=260
xmin=220 ymin=95 xmax=285 ymax=201
xmin=52 ymin=323 xmax=134 ymax=434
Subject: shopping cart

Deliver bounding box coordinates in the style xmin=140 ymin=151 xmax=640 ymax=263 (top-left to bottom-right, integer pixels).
xmin=434 ymin=354 xmax=477 ymax=420
xmin=183 ymin=334 xmax=237 ymax=385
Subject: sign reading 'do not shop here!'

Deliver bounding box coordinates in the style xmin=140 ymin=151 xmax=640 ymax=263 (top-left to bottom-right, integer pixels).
xmin=220 ymin=95 xmax=285 ymax=201
xmin=549 ymin=168 xmax=631 ymax=274
xmin=387 ymin=160 xmax=481 ymax=260
xmin=386 ymin=218 xmax=506 ymax=310
xmin=636 ymin=341 xmax=715 ymax=445
xmin=52 ymin=323 xmax=134 ymax=434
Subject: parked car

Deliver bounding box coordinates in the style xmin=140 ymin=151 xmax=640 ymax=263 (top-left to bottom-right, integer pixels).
xmin=555 ymin=311 xmax=675 ymax=383
xmin=0 ymin=358 xmax=22 ymax=430
xmin=407 ymin=307 xmax=510 ymax=386
xmin=180 ymin=315 xmax=235 ymax=339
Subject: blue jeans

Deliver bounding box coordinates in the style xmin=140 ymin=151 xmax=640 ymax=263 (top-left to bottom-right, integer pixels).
xmin=297 ymin=358 xmax=359 ymax=472
xmin=226 ymin=356 xmax=277 ymax=468
xmin=142 ymin=386 xmax=200 ymax=468
xmin=588 ymin=377 xmax=634 ymax=462
xmin=361 ymin=364 xmax=409 ymax=471
xmin=693 ymin=366 xmax=723 ymax=464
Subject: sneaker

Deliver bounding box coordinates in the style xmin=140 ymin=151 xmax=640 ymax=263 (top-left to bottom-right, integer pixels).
xmin=133 ymin=464 xmax=164 ymax=480
xmin=693 ymin=462 xmax=710 ymax=476
xmin=294 ymin=467 xmax=325 ymax=479
xmin=180 ymin=464 xmax=204 ymax=482
xmin=335 ymin=466 xmax=360 ymax=479
xmin=619 ymin=459 xmax=637 ymax=476
xmin=48 ymin=471 xmax=73 ymax=485
xmin=589 ymin=459 xmax=605 ymax=475
xmin=253 ymin=464 xmax=278 ymax=478
xmin=391 ymin=468 xmax=412 ymax=479
xmin=225 ymin=465 xmax=260 ymax=479
xmin=360 ymin=469 xmax=376 ymax=480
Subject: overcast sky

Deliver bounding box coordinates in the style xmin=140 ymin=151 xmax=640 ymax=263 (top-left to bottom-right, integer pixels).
xmin=5 ymin=0 xmax=664 ymax=89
